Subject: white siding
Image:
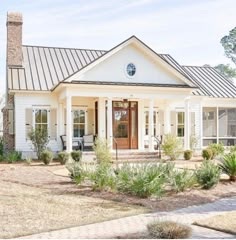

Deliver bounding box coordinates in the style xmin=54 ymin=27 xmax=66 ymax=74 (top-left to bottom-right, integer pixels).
xmin=15 ymin=93 xmax=60 ymax=157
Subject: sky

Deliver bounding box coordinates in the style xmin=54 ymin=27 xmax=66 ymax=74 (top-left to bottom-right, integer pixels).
xmin=0 ymin=0 xmax=236 ymax=94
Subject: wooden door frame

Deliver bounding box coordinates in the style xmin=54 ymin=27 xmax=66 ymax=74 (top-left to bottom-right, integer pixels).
xmin=112 ymin=101 xmax=138 ymax=149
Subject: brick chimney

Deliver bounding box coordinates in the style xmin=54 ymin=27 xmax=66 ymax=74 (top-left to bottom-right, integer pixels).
xmin=6 ymin=12 xmax=23 ymax=66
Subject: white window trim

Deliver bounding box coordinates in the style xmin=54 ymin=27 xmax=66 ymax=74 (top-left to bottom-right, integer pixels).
xmin=72 ymin=108 xmax=88 ymax=138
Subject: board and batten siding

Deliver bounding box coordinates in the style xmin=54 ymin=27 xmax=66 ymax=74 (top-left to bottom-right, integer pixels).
xmin=14 ymin=93 xmax=60 ymax=157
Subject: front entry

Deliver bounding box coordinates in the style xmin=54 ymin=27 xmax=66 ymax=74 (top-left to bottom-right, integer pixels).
xmin=113 ymin=101 xmax=138 ymax=149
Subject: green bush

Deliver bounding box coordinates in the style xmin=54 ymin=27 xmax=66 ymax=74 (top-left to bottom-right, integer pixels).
xmin=190 ymin=134 xmax=198 ymax=151
xmin=169 ymin=169 xmax=196 ymax=192
xmin=28 ymin=127 xmax=49 ymax=160
xmin=147 ymin=220 xmax=192 ymax=239
xmin=71 ymin=151 xmax=82 ymax=162
xmin=58 ymin=152 xmax=70 ymax=165
xmin=162 ymin=134 xmax=183 ymax=160
xmin=229 ymin=145 xmax=236 ymax=153
xmin=89 ymin=162 xmax=116 ymax=191
xmin=219 ymin=153 xmax=236 ymax=181
xmin=195 ymin=160 xmax=221 ymax=189
xmin=116 ymin=163 xmax=174 ymax=198
xmin=93 ymin=138 xmax=112 ymax=163
xmin=6 ymin=150 xmax=22 ymax=163
xmin=41 ymin=150 xmax=53 ymax=165
xmin=66 ymin=161 xmax=89 ymax=183
xmin=208 ymin=143 xmax=224 ymax=158
xmin=184 ymin=150 xmax=192 ymax=160
xmin=202 ymin=148 xmax=213 ymax=160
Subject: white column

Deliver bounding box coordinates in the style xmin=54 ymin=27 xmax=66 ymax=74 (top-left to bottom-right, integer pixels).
xmin=148 ymin=99 xmax=154 ymax=151
xmin=138 ymin=99 xmax=145 ymax=150
xmin=184 ymin=98 xmax=191 ymax=150
xmin=98 ymin=97 xmax=106 ymax=139
xmin=58 ymin=102 xmax=64 ymax=136
xmin=199 ymin=101 xmax=203 ymax=149
xmin=66 ymin=95 xmax=72 ymax=152
xmin=107 ymin=98 xmax=113 ymax=149
xmin=164 ymin=106 xmax=171 ymax=134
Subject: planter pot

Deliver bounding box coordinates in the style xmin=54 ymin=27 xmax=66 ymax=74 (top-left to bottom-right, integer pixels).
xmin=230 ymin=175 xmax=236 ymax=181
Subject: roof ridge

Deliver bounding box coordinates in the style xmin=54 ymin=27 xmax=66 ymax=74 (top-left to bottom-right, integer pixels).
xmin=182 ymin=65 xmax=214 ymax=68
xmin=22 ymin=44 xmax=107 ymax=53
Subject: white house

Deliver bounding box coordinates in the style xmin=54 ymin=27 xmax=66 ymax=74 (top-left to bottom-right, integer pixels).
xmin=3 ymin=12 xmax=236 ymax=157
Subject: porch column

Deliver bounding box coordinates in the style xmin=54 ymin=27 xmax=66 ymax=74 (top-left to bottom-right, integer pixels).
xmin=98 ymin=97 xmax=106 ymax=139
xmin=66 ymin=95 xmax=72 ymax=152
xmin=58 ymin=102 xmax=64 ymax=136
xmin=199 ymin=101 xmax=203 ymax=149
xmin=107 ymin=98 xmax=113 ymax=149
xmin=148 ymin=99 xmax=154 ymax=151
xmin=184 ymin=98 xmax=191 ymax=149
xmin=138 ymin=99 xmax=145 ymax=150
xmin=164 ymin=106 xmax=171 ymax=134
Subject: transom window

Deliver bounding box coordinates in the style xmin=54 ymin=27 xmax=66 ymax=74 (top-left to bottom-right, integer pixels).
xmin=126 ymin=63 xmax=136 ymax=77
xmin=73 ymin=110 xmax=85 ymax=138
xmin=35 ymin=109 xmax=48 ymax=131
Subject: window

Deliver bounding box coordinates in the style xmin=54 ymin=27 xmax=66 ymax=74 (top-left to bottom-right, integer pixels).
xmin=177 ymin=112 xmax=184 ymax=137
xmin=145 ymin=111 xmax=158 ymax=136
xmin=126 ymin=63 xmax=136 ymax=77
xmin=73 ymin=110 xmax=85 ymax=138
xmin=35 ymin=109 xmax=48 ymax=131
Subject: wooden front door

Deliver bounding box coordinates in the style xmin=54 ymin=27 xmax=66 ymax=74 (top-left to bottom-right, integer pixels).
xmin=113 ymin=101 xmax=138 ymax=149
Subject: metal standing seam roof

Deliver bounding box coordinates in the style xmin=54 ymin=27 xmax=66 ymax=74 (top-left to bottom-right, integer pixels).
xmin=8 ymin=45 xmax=106 ymax=91
xmin=7 ymin=44 xmax=236 ymax=98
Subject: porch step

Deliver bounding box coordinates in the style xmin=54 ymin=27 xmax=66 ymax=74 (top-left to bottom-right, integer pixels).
xmin=81 ymin=150 xmax=162 ymax=162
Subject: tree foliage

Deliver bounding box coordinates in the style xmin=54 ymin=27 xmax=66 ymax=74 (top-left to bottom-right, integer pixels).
xmin=221 ymin=27 xmax=236 ymax=65
xmin=214 ymin=64 xmax=236 ymax=80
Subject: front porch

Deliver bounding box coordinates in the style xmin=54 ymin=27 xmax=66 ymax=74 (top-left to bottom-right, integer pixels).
xmin=57 ymin=85 xmax=197 ymax=153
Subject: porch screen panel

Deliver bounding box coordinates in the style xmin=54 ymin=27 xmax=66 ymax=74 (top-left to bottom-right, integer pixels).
xmin=25 ymin=108 xmax=32 ymax=140
xmin=50 ymin=109 xmax=57 ymax=140
xmin=219 ymin=108 xmax=236 ymax=146
xmin=170 ymin=111 xmax=176 ymax=136
xmin=203 ymin=108 xmax=217 ymax=137
xmin=87 ymin=109 xmax=94 ymax=135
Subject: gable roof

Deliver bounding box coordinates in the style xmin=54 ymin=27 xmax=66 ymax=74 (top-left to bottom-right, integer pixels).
xmin=7 ymin=36 xmax=236 ymax=98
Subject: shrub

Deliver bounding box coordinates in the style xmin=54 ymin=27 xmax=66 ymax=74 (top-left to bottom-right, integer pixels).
xmin=28 ymin=127 xmax=49 ymax=160
xmin=58 ymin=152 xmax=70 ymax=165
xmin=169 ymin=169 xmax=196 ymax=192
xmin=89 ymin=162 xmax=116 ymax=190
xmin=190 ymin=134 xmax=198 ymax=151
xmin=41 ymin=150 xmax=53 ymax=165
xmin=71 ymin=151 xmax=82 ymax=162
xmin=219 ymin=153 xmax=236 ymax=181
xmin=66 ymin=161 xmax=89 ymax=183
xmin=202 ymin=148 xmax=213 ymax=160
xmin=184 ymin=150 xmax=192 ymax=160
xmin=25 ymin=156 xmax=32 ymax=165
xmin=208 ymin=143 xmax=224 ymax=158
xmin=195 ymin=160 xmax=221 ymax=189
xmin=6 ymin=150 xmax=22 ymax=163
xmin=147 ymin=220 xmax=192 ymax=239
xmin=162 ymin=134 xmax=183 ymax=160
xmin=93 ymin=138 xmax=112 ymax=163
xmin=229 ymin=145 xmax=236 ymax=154
xmin=116 ymin=163 xmax=173 ymax=198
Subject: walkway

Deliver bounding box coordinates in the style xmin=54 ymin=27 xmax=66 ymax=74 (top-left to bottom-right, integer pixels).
xmin=19 ymin=196 xmax=236 ymax=239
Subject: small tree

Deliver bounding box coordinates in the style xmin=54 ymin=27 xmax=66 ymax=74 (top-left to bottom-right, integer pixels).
xmin=93 ymin=138 xmax=112 ymax=164
xmin=28 ymin=127 xmax=49 ymax=160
